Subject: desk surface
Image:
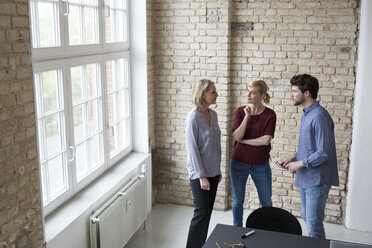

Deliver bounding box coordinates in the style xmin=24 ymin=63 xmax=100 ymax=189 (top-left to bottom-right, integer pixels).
xmin=203 ymin=224 xmax=330 ymax=248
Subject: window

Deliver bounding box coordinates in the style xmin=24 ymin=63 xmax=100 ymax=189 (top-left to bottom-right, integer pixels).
xmin=30 ymin=0 xmax=131 ymax=215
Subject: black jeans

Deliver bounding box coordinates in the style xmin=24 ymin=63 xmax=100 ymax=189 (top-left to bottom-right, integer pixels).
xmin=186 ymin=175 xmax=219 ymax=248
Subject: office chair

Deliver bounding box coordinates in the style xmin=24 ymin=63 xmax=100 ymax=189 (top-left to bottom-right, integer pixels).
xmin=245 ymin=206 xmax=302 ymax=235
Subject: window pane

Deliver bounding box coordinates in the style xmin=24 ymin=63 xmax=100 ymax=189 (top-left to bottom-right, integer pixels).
xmin=118 ymin=120 xmax=127 ymax=149
xmin=48 ymin=154 xmax=67 ymax=199
xmin=106 ymin=60 xmax=115 ymax=92
xmin=73 ymin=104 xmax=85 ymax=142
xmin=30 ymin=0 xmax=60 ymax=48
xmin=115 ymin=0 xmax=126 ymax=9
xmin=114 ymin=11 xmax=124 ymax=42
xmin=42 ymin=70 xmax=60 ymax=113
xmin=86 ymin=63 xmax=99 ymax=98
xmin=88 ymin=99 xmax=100 ymax=134
xmin=71 ymin=66 xmax=83 ymax=103
xmin=76 ymin=143 xmax=88 ymax=181
xmin=105 ymin=56 xmax=129 ymax=158
xmin=45 ymin=113 xmax=62 ymax=157
xmin=90 ymin=134 xmax=102 ymax=169
xmin=83 ymin=0 xmax=98 ymax=5
xmin=108 ymin=126 xmax=116 ymax=154
xmin=68 ymin=2 xmax=98 ymax=46
xmin=104 ymin=0 xmax=127 ymax=43
xmin=117 ymin=58 xmax=127 ymax=88
xmin=117 ymin=90 xmax=127 ymax=118
xmin=84 ymin=7 xmax=98 ymax=44
xmin=109 ymin=120 xmax=127 ymax=157
xmin=68 ymin=5 xmax=82 ymax=45
xmin=107 ymin=93 xmax=115 ymax=123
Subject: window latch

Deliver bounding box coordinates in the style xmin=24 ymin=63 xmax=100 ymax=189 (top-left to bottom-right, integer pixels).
xmin=69 ymin=145 xmax=76 ymax=162
xmin=62 ymin=0 xmax=70 ymax=16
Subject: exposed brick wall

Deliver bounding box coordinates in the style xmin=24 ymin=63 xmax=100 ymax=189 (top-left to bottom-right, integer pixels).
xmin=0 ymin=0 xmax=45 ymax=247
xmin=230 ymin=0 xmax=359 ymax=223
xmin=147 ymin=0 xmax=156 ymax=152
xmin=152 ymin=0 xmax=232 ymax=210
xmin=152 ymin=0 xmax=359 ymax=224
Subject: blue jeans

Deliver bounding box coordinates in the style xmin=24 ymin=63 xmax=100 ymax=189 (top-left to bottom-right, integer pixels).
xmin=230 ymin=160 xmax=272 ymax=227
xmin=300 ymin=184 xmax=331 ymax=238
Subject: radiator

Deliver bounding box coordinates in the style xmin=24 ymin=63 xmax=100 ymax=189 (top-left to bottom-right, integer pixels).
xmin=89 ymin=170 xmax=147 ymax=248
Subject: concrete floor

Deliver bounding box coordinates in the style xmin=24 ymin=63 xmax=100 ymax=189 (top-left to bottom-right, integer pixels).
xmin=125 ymin=204 xmax=372 ymax=248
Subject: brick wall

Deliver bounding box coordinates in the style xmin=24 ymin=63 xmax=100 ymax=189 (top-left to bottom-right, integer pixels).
xmin=0 ymin=0 xmax=45 ymax=247
xmin=152 ymin=0 xmax=232 ymax=210
xmin=152 ymin=0 xmax=359 ymax=223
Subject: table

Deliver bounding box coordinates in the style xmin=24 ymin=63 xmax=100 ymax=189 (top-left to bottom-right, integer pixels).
xmin=203 ymin=224 xmax=330 ymax=248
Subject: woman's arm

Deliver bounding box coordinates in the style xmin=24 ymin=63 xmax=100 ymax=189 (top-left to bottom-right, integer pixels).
xmin=233 ymin=106 xmax=251 ymax=141
xmin=185 ymin=114 xmax=206 ymax=177
xmin=239 ymin=135 xmax=273 ymax=146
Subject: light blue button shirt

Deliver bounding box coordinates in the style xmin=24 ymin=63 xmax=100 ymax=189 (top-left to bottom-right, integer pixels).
xmin=185 ymin=109 xmax=221 ymax=180
xmin=295 ymin=102 xmax=339 ymax=188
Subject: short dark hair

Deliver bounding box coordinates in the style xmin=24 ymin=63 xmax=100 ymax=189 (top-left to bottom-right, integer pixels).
xmin=290 ymin=74 xmax=319 ymax=99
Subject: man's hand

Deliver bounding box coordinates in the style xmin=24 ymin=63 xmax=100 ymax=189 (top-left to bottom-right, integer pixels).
xmin=199 ymin=177 xmax=210 ymax=190
xmin=284 ymin=161 xmax=305 ymax=172
xmin=281 ymin=156 xmax=296 ymax=166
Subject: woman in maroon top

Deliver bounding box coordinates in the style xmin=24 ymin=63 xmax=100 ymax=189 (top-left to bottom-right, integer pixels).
xmin=230 ymin=80 xmax=277 ymax=227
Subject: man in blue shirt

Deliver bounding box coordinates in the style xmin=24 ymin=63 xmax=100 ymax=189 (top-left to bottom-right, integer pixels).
xmin=282 ymin=74 xmax=339 ymax=238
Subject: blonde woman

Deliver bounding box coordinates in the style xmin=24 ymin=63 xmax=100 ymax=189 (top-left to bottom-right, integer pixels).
xmin=185 ymin=79 xmax=221 ymax=248
xmin=230 ymin=80 xmax=277 ymax=227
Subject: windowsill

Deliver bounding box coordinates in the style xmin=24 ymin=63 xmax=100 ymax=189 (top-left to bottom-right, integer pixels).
xmin=44 ymin=151 xmax=151 ymax=244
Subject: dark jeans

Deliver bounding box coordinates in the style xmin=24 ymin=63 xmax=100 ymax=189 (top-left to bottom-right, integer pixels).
xmin=186 ymin=175 xmax=219 ymax=248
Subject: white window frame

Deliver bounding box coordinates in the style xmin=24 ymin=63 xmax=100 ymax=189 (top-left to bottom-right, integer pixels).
xmin=33 ymin=60 xmax=74 ymax=213
xmin=64 ymin=0 xmax=103 ymax=56
xmin=29 ymin=0 xmax=65 ymax=59
xmin=102 ymin=0 xmax=129 ymax=52
xmin=103 ymin=52 xmax=132 ymax=166
xmin=66 ymin=55 xmax=107 ymax=193
xmin=30 ymin=0 xmax=132 ymax=215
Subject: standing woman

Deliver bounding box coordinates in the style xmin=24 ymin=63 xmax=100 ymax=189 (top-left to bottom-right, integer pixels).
xmin=230 ymin=80 xmax=277 ymax=227
xmin=185 ymin=79 xmax=222 ymax=248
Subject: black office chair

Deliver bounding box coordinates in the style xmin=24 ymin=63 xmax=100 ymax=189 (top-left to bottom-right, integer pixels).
xmin=245 ymin=206 xmax=302 ymax=235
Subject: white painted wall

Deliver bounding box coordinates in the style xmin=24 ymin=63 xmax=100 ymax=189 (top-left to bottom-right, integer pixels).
xmin=345 ymin=0 xmax=372 ymax=232
xmin=130 ymin=0 xmax=149 ymax=154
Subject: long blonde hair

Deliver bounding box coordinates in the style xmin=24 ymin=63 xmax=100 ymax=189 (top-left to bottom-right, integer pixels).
xmin=191 ymin=79 xmax=214 ymax=107
xmin=248 ymin=80 xmax=270 ymax=104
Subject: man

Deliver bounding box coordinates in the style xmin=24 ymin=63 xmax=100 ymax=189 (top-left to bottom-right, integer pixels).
xmin=281 ymin=74 xmax=339 ymax=238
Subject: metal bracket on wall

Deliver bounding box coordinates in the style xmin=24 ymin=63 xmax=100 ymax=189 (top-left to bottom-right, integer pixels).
xmin=206 ymin=8 xmax=220 ymax=24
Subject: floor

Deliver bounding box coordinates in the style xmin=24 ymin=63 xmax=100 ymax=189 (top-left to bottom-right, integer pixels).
xmin=125 ymin=204 xmax=372 ymax=248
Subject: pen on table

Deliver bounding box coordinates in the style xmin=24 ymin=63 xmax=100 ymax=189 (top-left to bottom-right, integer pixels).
xmin=241 ymin=230 xmax=255 ymax=239
xmin=216 ymin=241 xmax=221 ymax=248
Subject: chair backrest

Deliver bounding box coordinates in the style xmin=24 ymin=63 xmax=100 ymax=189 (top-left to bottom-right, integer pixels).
xmin=245 ymin=206 xmax=302 ymax=235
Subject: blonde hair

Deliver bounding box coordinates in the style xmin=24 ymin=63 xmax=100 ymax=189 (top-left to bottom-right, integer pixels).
xmin=191 ymin=79 xmax=214 ymax=107
xmin=248 ymin=80 xmax=270 ymax=104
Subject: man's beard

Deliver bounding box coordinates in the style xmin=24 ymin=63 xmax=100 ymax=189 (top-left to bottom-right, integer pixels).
xmin=293 ymin=96 xmax=305 ymax=106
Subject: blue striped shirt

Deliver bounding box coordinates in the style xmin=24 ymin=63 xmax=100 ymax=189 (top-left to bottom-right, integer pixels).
xmin=295 ymin=101 xmax=339 ymax=188
xmin=185 ymin=109 xmax=221 ymax=180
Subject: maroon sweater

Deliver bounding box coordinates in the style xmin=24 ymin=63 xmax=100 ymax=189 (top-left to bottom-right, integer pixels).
xmin=231 ymin=106 xmax=276 ymax=165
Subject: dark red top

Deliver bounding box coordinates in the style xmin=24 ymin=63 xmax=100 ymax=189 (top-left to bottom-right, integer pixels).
xmin=231 ymin=106 xmax=276 ymax=165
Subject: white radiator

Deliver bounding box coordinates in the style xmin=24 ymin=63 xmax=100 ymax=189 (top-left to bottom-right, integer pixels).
xmin=89 ymin=170 xmax=147 ymax=248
